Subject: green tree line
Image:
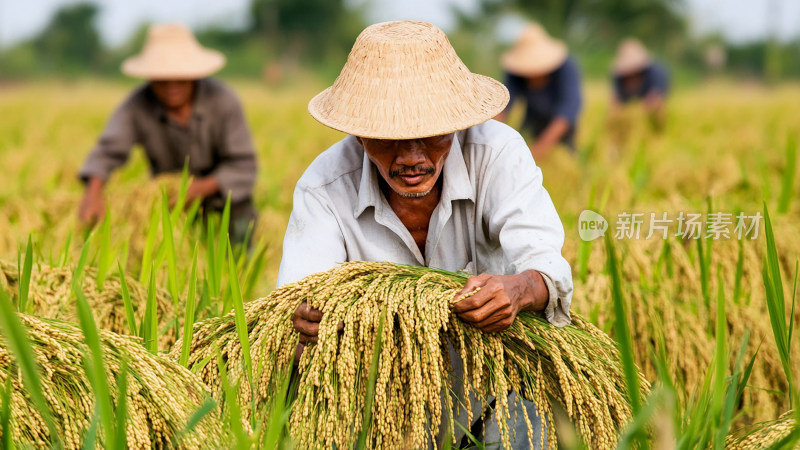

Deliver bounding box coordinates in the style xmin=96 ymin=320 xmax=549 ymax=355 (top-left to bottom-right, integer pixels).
xmin=0 ymin=0 xmax=798 ymax=81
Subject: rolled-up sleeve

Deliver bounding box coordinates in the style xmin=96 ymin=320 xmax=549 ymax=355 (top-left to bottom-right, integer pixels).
xmin=211 ymin=96 xmax=257 ymax=203
xmin=79 ymin=99 xmax=138 ymax=182
xmin=276 ymin=184 xmax=347 ymax=287
xmin=554 ymin=58 xmax=582 ymax=126
xmin=484 ymin=137 xmax=573 ymax=326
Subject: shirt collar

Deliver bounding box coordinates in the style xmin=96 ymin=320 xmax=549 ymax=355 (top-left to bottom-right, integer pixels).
xmin=354 ymin=130 xmax=474 ymax=218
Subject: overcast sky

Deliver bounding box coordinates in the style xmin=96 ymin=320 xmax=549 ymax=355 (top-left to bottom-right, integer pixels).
xmin=0 ymin=0 xmax=798 ymax=49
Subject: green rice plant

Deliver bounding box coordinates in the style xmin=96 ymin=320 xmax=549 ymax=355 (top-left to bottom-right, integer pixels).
xmin=17 ymin=236 xmax=33 ymax=314
xmin=0 ymin=289 xmax=61 ymax=447
xmin=94 ymin=209 xmax=113 ymax=290
xmin=179 ymin=245 xmax=199 ymax=367
xmin=117 ymin=261 xmax=137 ymax=336
xmin=160 ymin=190 xmax=180 ymax=306
xmin=175 ymin=261 xmax=644 ymax=449
xmin=761 ymin=204 xmax=796 ymax=407
xmin=138 ymin=202 xmax=160 ymax=285
xmin=605 ymin=234 xmax=642 ymax=415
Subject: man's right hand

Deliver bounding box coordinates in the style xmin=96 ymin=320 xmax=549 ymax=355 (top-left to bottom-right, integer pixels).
xmin=78 ymin=178 xmax=106 ymax=225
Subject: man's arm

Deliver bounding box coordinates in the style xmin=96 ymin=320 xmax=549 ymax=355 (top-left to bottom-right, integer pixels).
xmin=78 ymin=97 xmax=139 ymax=224
xmin=453 ymin=134 xmax=573 ymax=330
xmin=209 ymin=94 xmax=257 ymax=204
xmin=529 ymin=117 xmax=570 ymax=159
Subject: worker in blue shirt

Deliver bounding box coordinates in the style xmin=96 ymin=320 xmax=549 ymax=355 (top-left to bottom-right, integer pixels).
xmin=611 ymin=38 xmax=670 ymax=131
xmin=495 ymin=24 xmax=582 ymax=159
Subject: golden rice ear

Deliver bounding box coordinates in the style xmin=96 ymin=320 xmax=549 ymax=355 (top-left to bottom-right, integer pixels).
xmin=308 ymin=20 xmax=509 ymax=140
xmin=176 ymin=261 xmax=640 ymax=448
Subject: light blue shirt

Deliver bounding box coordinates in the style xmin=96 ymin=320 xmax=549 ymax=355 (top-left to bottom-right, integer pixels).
xmin=277 ymin=120 xmax=573 ymax=326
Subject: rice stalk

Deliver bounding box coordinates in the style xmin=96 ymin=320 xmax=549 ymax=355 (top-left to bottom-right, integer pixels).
xmin=0 ymin=314 xmax=225 ymax=449
xmin=0 ymin=260 xmax=175 ymax=349
xmin=172 ymin=261 xmax=646 ymax=449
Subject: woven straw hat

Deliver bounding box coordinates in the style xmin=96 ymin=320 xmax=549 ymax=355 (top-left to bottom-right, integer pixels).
xmin=501 ymin=24 xmax=568 ymax=77
xmin=308 ymin=21 xmax=509 ymax=140
xmin=613 ymin=38 xmax=651 ymax=76
xmin=121 ymin=24 xmax=225 ymax=80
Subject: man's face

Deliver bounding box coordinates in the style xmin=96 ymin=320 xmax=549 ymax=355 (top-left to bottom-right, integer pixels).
xmin=622 ymin=72 xmax=645 ymax=94
xmin=150 ymin=80 xmax=195 ymax=109
xmin=358 ymin=133 xmax=454 ymax=198
xmin=526 ymin=74 xmax=551 ymax=90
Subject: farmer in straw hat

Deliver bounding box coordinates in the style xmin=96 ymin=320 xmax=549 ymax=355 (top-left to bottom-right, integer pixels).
xmin=78 ymin=24 xmax=258 ymax=243
xmin=611 ymin=38 xmax=670 ymax=131
xmin=281 ymin=21 xmax=572 ymax=448
xmin=495 ymin=24 xmax=582 ymax=159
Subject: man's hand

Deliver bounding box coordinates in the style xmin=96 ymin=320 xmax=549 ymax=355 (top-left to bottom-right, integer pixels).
xmin=530 ymin=117 xmax=570 ymax=159
xmin=452 ymin=270 xmax=549 ymax=332
xmin=78 ymin=177 xmax=106 ymax=225
xmin=292 ymin=302 xmax=345 ymax=364
xmin=292 ymin=302 xmax=323 ymax=344
xmin=184 ymin=176 xmax=219 ymax=206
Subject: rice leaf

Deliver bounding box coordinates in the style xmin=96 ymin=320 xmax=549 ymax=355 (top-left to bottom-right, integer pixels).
xmin=605 ymin=234 xmax=642 ymax=414
xmin=0 ymin=290 xmax=61 ymax=447
xmin=117 ymin=261 xmax=137 ymax=336
xmin=138 ymin=201 xmax=160 ymax=284
xmin=179 ymin=245 xmax=199 ymax=367
xmin=74 ymin=287 xmax=115 ymax=447
xmin=18 ymin=235 xmax=33 ymax=314
xmin=1 ymin=373 xmax=14 ymax=450
xmin=161 ymin=190 xmax=180 ymax=306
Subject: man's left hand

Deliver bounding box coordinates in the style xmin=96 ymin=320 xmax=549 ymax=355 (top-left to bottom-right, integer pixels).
xmin=452 ymin=271 xmax=549 ymax=332
xmin=184 ymin=177 xmax=219 ymax=206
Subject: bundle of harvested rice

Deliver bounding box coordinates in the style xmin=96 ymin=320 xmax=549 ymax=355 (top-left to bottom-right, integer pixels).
xmin=0 ymin=314 xmax=224 ymax=449
xmin=0 ymin=260 xmax=175 ymax=349
xmin=726 ymin=411 xmax=798 ymax=449
xmin=173 ymin=261 xmax=645 ymax=449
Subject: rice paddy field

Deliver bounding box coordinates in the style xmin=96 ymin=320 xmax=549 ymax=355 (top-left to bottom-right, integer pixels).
xmin=1 ymin=78 xmax=800 ymax=448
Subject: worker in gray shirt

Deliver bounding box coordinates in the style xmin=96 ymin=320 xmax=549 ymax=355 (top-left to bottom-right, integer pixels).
xmin=78 ymin=24 xmax=257 ymax=243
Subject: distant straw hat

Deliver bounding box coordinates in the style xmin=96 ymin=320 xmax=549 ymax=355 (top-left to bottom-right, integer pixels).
xmin=308 ymin=21 xmax=509 ymax=140
xmin=613 ymin=38 xmax=651 ymax=76
xmin=501 ymin=24 xmax=568 ymax=77
xmin=121 ymin=24 xmax=225 ymax=80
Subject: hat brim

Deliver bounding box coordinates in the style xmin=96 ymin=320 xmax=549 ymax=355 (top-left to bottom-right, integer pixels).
xmin=121 ymin=50 xmax=226 ymax=80
xmin=502 ymin=41 xmax=568 ymax=77
xmin=308 ymin=74 xmax=509 ymax=140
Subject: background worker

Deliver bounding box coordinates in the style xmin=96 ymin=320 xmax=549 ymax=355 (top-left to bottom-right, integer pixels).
xmin=281 ymin=21 xmax=573 ymax=448
xmin=78 ymin=24 xmax=258 ymax=243
xmin=611 ymin=38 xmax=670 ymax=131
xmin=495 ymin=24 xmax=582 ymax=160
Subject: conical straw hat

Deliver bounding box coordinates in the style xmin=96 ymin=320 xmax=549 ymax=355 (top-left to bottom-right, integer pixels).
xmin=122 ymin=24 xmax=225 ymax=80
xmin=501 ymin=24 xmax=568 ymax=77
xmin=613 ymin=38 xmax=651 ymax=76
xmin=308 ymin=21 xmax=509 ymax=140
